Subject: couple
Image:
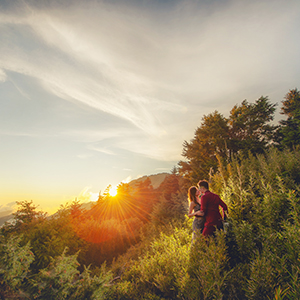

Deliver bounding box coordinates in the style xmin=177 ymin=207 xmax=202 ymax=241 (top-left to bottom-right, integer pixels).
xmin=188 ymin=180 xmax=228 ymax=237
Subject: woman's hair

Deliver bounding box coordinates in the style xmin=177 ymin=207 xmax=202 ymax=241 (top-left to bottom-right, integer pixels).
xmin=188 ymin=186 xmax=198 ymax=204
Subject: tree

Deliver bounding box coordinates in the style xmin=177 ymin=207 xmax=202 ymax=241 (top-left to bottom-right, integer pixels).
xmin=179 ymin=97 xmax=277 ymax=185
xmin=279 ymin=88 xmax=300 ymax=149
xmin=228 ymin=96 xmax=277 ymax=155
xmin=2 ymin=200 xmax=47 ymax=235
xmin=157 ymin=173 xmax=180 ymax=201
xmin=179 ymin=111 xmax=229 ymax=184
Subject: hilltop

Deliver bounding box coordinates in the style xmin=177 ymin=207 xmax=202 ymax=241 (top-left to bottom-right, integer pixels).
xmin=127 ymin=172 xmax=169 ymax=189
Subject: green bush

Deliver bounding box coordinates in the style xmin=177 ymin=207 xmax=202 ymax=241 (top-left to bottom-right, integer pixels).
xmin=30 ymin=248 xmax=112 ymax=300
xmin=113 ymin=227 xmax=191 ymax=299
xmin=246 ymin=255 xmax=276 ymax=300
xmin=0 ymin=235 xmax=34 ymax=298
xmin=231 ymin=220 xmax=257 ymax=262
xmin=187 ymin=231 xmax=230 ymax=300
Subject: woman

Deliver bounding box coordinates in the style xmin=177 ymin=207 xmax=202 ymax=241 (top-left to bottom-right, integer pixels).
xmin=188 ymin=186 xmax=205 ymax=237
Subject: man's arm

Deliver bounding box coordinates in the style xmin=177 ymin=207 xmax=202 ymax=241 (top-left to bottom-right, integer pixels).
xmin=219 ymin=198 xmax=228 ymax=219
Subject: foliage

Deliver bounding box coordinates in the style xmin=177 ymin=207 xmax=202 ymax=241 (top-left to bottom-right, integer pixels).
xmin=29 ymin=249 xmax=112 ymax=300
xmin=108 ymin=226 xmax=192 ymax=299
xmin=13 ymin=200 xmax=47 ymax=230
xmin=211 ymin=147 xmax=300 ymax=299
xmin=0 ymin=235 xmax=34 ymax=298
xmin=77 ymin=216 xmax=143 ymax=267
xmin=187 ymin=231 xmax=230 ymax=300
xmin=228 ymin=96 xmax=277 ymax=155
xmin=180 ymin=110 xmax=229 ymax=184
xmin=179 ymin=96 xmax=277 ymax=185
xmin=279 ymin=88 xmax=300 ymax=149
xmin=150 ymin=191 xmax=188 ymax=226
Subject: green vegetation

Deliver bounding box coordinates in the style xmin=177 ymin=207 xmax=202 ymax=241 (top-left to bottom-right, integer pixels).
xmin=1 ymin=89 xmax=300 ymax=299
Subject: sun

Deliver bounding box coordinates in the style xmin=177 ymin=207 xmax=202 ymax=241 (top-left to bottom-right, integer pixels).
xmin=108 ymin=185 xmax=118 ymax=197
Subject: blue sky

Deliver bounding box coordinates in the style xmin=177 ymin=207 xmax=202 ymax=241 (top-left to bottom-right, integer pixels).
xmin=1 ymin=0 xmax=300 ymax=213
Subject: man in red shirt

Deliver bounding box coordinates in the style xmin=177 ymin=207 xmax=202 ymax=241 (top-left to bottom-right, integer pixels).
xmin=198 ymin=180 xmax=228 ymax=237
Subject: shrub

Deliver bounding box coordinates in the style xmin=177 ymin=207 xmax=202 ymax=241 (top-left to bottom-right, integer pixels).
xmin=116 ymin=227 xmax=191 ymax=299
xmin=246 ymin=255 xmax=277 ymax=300
xmin=187 ymin=231 xmax=230 ymax=300
xmin=0 ymin=235 xmax=34 ymax=298
xmin=29 ymin=248 xmax=112 ymax=300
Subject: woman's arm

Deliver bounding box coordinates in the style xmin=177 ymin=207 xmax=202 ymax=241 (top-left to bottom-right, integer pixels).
xmin=194 ymin=210 xmax=204 ymax=217
xmin=188 ymin=202 xmax=196 ymax=217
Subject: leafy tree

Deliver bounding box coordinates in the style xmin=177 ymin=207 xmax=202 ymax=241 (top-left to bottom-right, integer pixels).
xmin=279 ymin=88 xmax=300 ymax=149
xmin=150 ymin=191 xmax=187 ymax=227
xmin=179 ymin=97 xmax=277 ymax=185
xmin=156 ymin=173 xmax=180 ymax=201
xmin=179 ymin=111 xmax=229 ymax=184
xmin=149 ymin=173 xmax=187 ymax=226
xmin=10 ymin=200 xmax=47 ymax=233
xmin=133 ymin=178 xmax=156 ymax=221
xmin=228 ymin=96 xmax=277 ymax=155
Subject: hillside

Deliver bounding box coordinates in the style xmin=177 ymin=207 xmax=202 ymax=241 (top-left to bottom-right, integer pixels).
xmin=2 ymin=148 xmax=300 ymax=299
xmin=0 ymin=213 xmax=14 ymax=227
xmin=128 ymin=172 xmax=169 ymax=189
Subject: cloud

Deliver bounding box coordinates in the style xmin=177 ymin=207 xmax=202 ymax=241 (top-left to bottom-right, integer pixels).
xmin=0 ymin=0 xmax=300 ymax=163
xmin=0 ymin=69 xmax=7 ymax=82
xmin=67 ymin=186 xmax=98 ymax=203
xmin=88 ymin=144 xmax=116 ymax=156
xmin=0 ymin=1 xmax=187 ymax=135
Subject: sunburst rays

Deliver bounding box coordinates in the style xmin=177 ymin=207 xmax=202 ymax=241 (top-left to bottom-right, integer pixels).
xmin=71 ymin=186 xmax=154 ymax=245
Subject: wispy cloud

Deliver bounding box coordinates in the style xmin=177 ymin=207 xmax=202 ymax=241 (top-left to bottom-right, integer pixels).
xmin=1 ymin=0 xmax=299 ymax=138
xmin=0 ymin=69 xmax=7 ymax=82
xmin=88 ymin=144 xmax=116 ymax=156
xmin=0 ymin=0 xmax=186 ymax=135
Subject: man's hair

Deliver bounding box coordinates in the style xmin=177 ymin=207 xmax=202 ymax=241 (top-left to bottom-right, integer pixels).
xmin=198 ymin=180 xmax=209 ymax=190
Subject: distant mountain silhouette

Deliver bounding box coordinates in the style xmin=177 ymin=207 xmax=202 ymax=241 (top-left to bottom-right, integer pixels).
xmin=0 ymin=210 xmax=13 ymax=219
xmin=128 ymin=172 xmax=169 ymax=189
xmin=0 ymin=213 xmax=14 ymax=227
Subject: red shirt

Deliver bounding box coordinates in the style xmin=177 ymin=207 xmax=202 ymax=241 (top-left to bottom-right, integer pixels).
xmin=201 ymin=190 xmax=228 ymax=228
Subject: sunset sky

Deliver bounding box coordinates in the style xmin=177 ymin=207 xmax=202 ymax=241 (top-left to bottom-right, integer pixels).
xmin=1 ymin=0 xmax=300 ymax=213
